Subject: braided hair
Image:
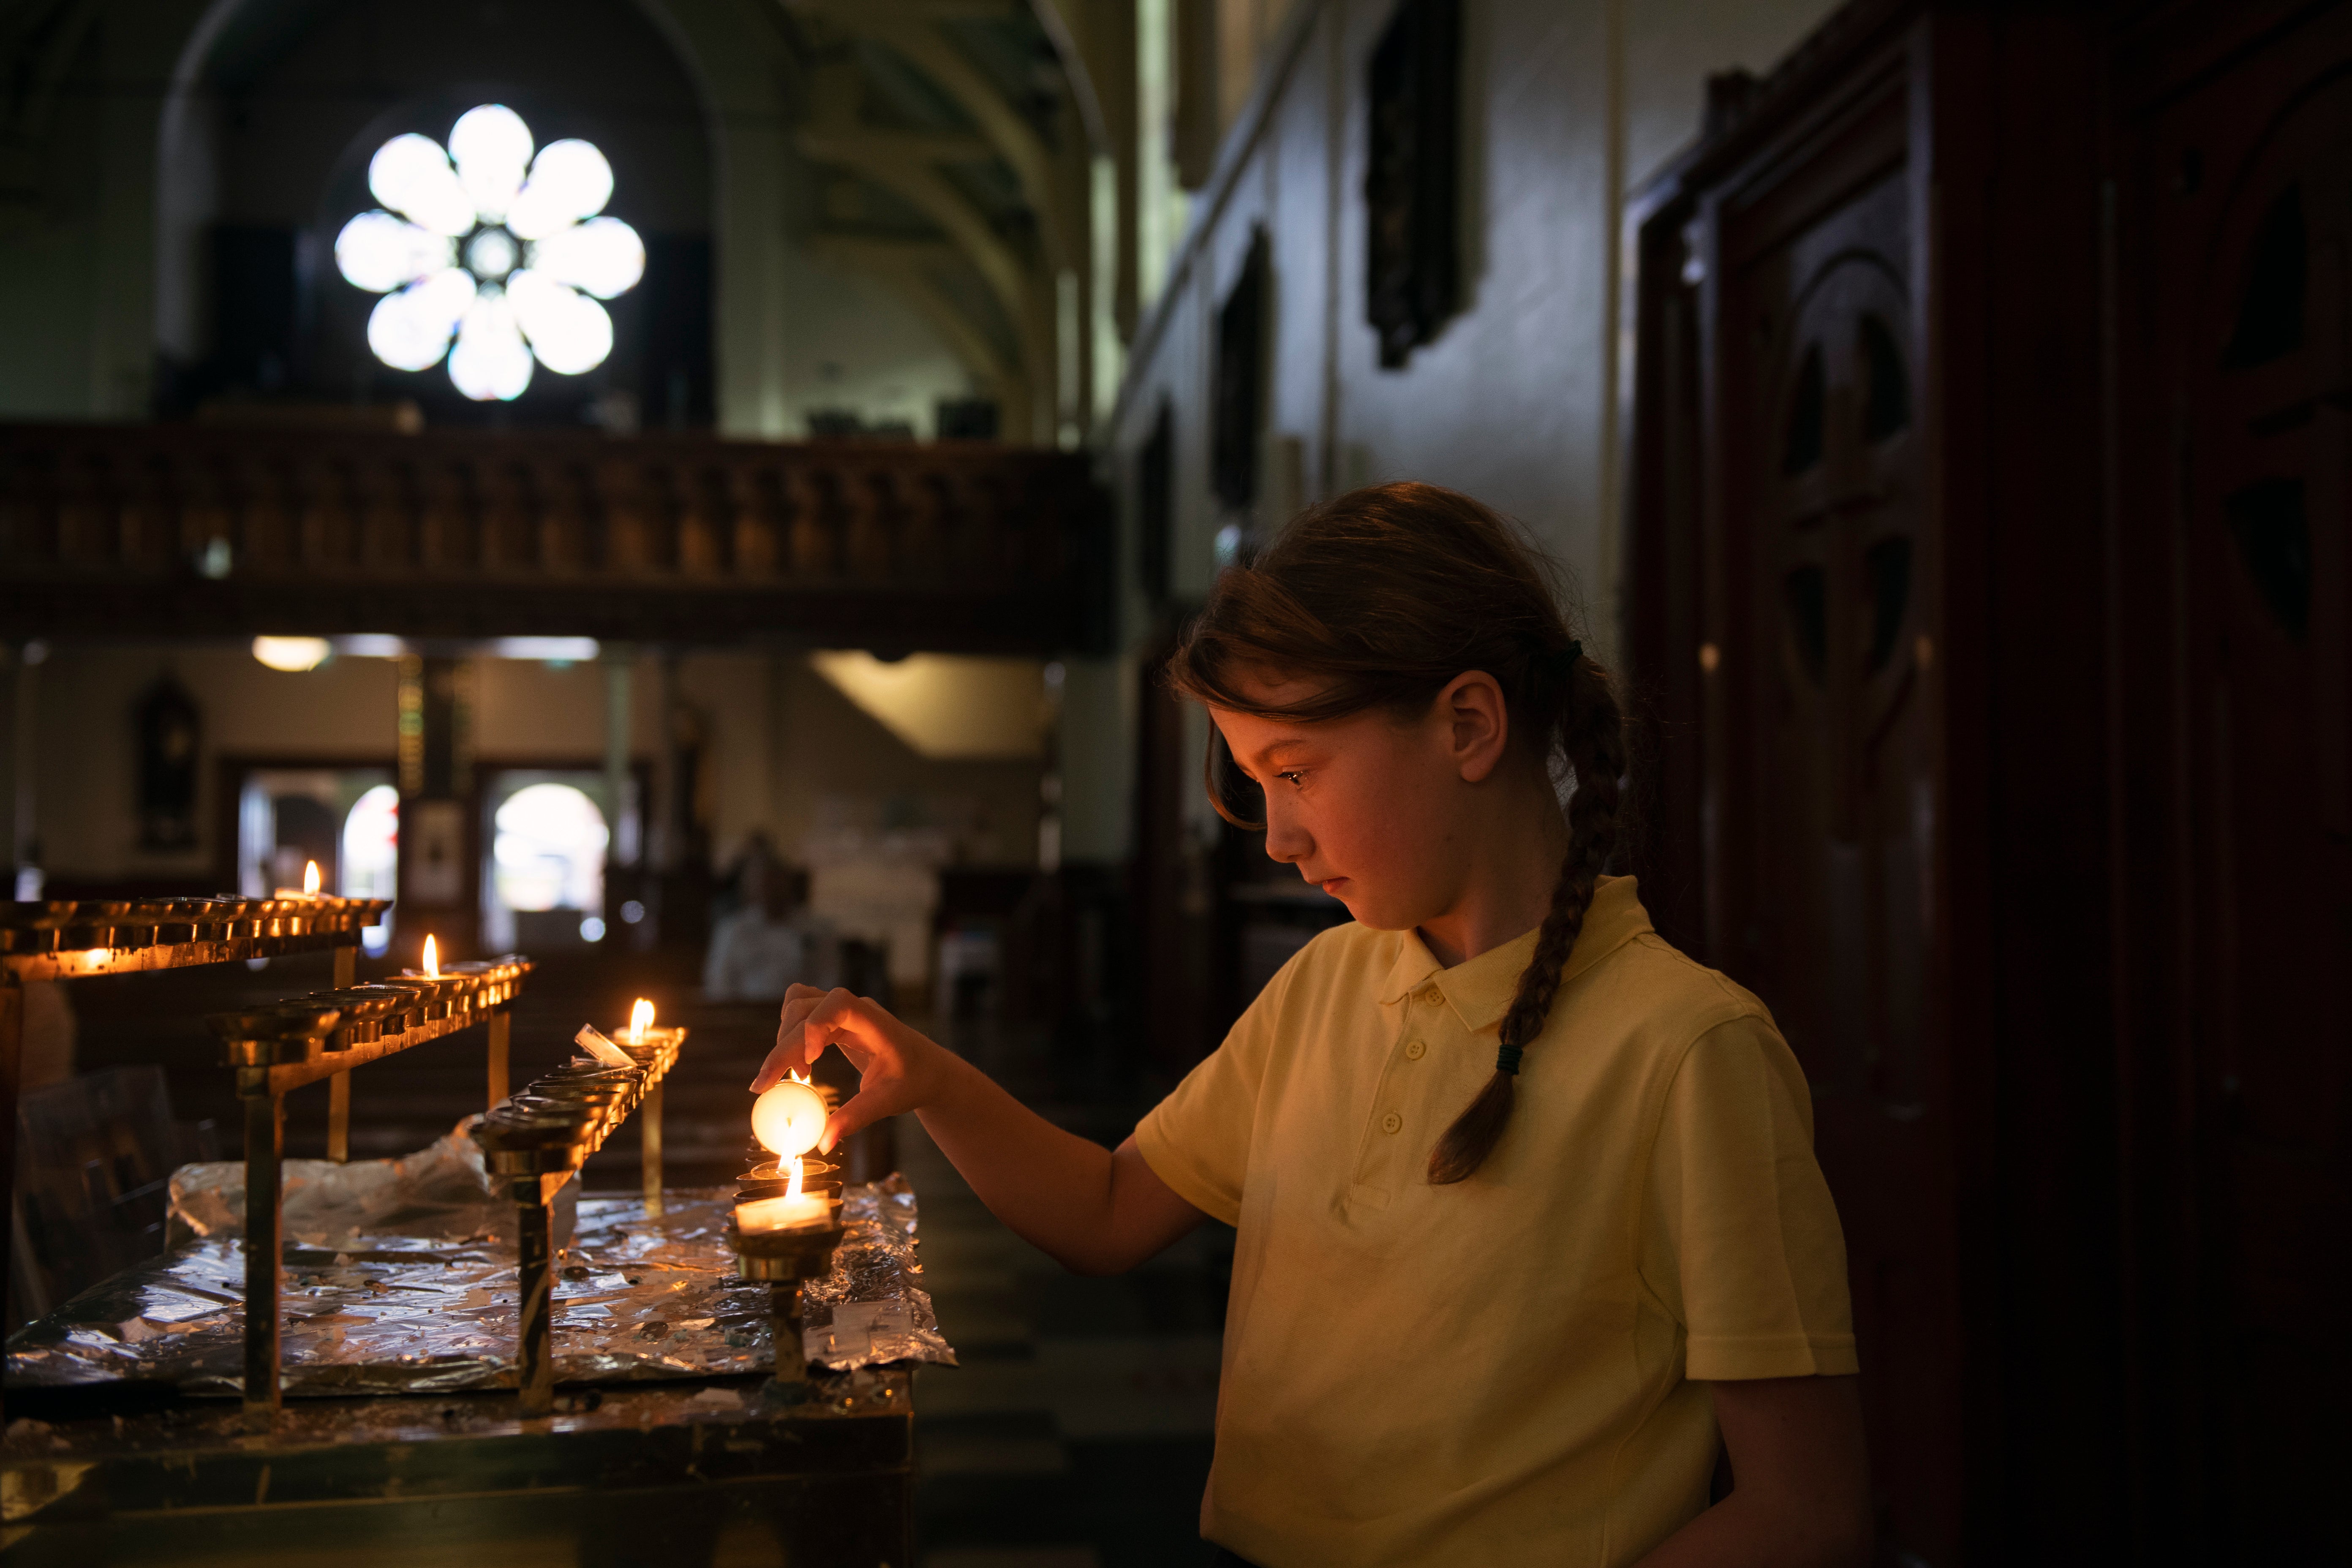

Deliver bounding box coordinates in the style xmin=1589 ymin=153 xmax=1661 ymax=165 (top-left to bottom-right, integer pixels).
xmin=1167 ymin=481 xmax=1628 ymax=1184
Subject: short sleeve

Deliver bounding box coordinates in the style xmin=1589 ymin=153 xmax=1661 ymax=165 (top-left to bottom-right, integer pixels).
xmin=1641 ymin=1014 xmax=1859 ymax=1381
xmin=1132 ymin=966 xmax=1290 ymax=1228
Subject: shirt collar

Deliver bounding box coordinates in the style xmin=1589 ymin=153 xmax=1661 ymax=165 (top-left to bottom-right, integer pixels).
xmin=1375 ymin=875 xmax=1654 ymax=1033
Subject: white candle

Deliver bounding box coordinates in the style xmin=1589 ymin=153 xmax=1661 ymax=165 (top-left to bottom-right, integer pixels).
xmin=574 ymin=1025 xmax=637 ymax=1067
xmin=274 ymin=860 xmax=324 ymax=899
xmin=739 ymin=1158 xmax=831 ymax=1230
xmin=751 ymin=1076 xmax=828 ymax=1158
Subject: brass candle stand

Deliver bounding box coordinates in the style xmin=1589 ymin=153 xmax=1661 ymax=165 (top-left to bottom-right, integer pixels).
xmin=729 ymin=1145 xmax=846 ymax=1404
xmin=203 ymin=952 xmax=532 ymax=1431
xmin=471 ymin=1024 xmax=686 ymax=1417
xmin=0 ymin=894 xmax=394 ymax=1426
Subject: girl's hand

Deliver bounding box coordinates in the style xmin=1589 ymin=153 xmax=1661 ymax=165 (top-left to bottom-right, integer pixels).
xmin=750 ymin=984 xmax=946 ymax=1155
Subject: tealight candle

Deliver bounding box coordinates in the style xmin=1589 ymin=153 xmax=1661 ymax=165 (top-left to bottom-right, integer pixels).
xmin=628 ymin=998 xmax=654 ymax=1045
xmin=738 ymin=1157 xmax=831 ymax=1231
xmin=273 ymin=860 xmax=324 ymax=899
xmin=422 ymin=935 xmax=439 ymax=977
xmin=752 ymin=1073 xmax=828 ymax=1159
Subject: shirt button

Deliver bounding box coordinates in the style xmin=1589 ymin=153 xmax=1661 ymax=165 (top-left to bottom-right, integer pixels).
xmin=1381 ymin=1111 xmax=1403 ymax=1134
xmin=1404 ymin=1040 xmax=1426 ymax=1061
xmin=1419 ymin=987 xmax=1441 ymax=1004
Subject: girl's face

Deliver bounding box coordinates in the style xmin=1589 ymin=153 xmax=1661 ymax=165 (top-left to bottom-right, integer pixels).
xmin=1210 ymin=672 xmax=1511 ymax=933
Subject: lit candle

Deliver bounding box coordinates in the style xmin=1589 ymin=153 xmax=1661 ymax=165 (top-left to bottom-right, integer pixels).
xmin=422 ymin=935 xmax=439 ymax=978
xmin=628 ymin=997 xmax=654 ymax=1045
xmin=751 ymin=1072 xmax=828 ymax=1160
xmin=738 ymin=1157 xmax=831 ymax=1230
xmin=274 ymin=859 xmax=324 ymax=899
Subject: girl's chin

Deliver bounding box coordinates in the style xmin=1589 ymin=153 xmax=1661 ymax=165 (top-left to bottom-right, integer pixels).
xmin=1334 ymin=895 xmax=1416 ymax=932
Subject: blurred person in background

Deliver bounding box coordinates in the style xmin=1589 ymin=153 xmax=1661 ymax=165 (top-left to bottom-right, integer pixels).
xmin=705 ymin=835 xmax=839 ymax=1002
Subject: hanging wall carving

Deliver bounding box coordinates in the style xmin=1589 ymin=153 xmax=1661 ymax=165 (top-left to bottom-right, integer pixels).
xmin=1364 ymin=0 xmax=1460 ymax=369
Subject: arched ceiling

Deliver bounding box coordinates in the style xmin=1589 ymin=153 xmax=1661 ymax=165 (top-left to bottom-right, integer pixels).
xmin=781 ymin=0 xmax=1094 ymax=440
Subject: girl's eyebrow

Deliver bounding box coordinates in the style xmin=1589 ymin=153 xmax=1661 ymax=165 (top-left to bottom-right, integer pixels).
xmin=1240 ymin=737 xmax=1314 ymax=774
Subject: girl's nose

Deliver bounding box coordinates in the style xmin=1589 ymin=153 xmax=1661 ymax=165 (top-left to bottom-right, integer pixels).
xmin=1263 ymin=806 xmax=1311 ymax=865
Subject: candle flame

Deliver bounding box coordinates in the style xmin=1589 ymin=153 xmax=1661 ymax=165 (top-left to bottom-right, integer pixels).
xmin=303 ymin=860 xmax=321 ymax=896
xmin=786 ymin=1156 xmax=804 ymax=1203
xmin=789 ymin=1069 xmax=810 ymax=1085
xmin=628 ymin=998 xmax=654 ymax=1044
xmin=422 ymin=935 xmax=439 ymax=978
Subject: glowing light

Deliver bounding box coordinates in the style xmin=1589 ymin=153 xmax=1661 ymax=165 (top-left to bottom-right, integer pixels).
xmin=365 ymin=267 xmax=473 ymax=373
xmin=463 ymin=228 xmax=518 ymax=280
xmin=508 ymin=139 xmax=613 ymax=239
xmin=368 ymin=133 xmax=473 ymax=236
xmin=251 ymin=636 xmax=331 ymax=672
xmin=751 ymin=1074 xmax=828 ymax=1158
xmin=448 ymin=104 xmax=533 ymax=223
xmin=737 ymin=1189 xmax=832 ymax=1232
xmin=628 ymin=998 xmax=654 ymax=1045
xmin=506 ymin=269 xmax=612 ymax=374
xmin=786 ymin=1156 xmax=805 ymax=1202
xmin=527 ymin=216 xmax=644 ymax=299
xmin=335 ymin=106 xmax=642 ymax=397
xmin=422 ymin=936 xmax=439 ymax=978
xmin=303 ymin=860 xmax=321 ymax=896
xmin=334 ymin=210 xmax=455 ymax=292
xmin=448 ymin=288 xmax=533 ymax=401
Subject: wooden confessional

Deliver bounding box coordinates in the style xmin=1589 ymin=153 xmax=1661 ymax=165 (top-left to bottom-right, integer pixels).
xmin=1628 ymin=0 xmax=2348 ymax=1561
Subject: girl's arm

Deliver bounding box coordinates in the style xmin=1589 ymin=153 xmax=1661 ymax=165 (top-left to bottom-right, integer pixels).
xmin=1635 ymin=1375 xmax=1873 ymax=1568
xmin=753 ymin=984 xmax=1208 ymax=1276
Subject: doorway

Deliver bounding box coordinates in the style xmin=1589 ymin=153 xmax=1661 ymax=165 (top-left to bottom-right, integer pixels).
xmin=479 ymin=772 xmax=613 ymax=953
xmin=234 ymin=766 xmax=397 ymax=953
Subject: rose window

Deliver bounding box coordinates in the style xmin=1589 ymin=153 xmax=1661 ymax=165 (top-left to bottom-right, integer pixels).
xmin=333 ymin=104 xmax=644 ymax=402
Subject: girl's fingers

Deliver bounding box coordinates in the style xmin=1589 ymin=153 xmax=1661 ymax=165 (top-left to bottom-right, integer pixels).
xmin=818 ymin=1086 xmax=892 ymax=1155
xmin=749 ymin=985 xmax=836 ymax=1091
xmin=797 ymin=988 xmax=897 ymax=1058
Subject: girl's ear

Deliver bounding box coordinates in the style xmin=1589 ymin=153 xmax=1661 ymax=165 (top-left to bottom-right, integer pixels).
xmin=1437 ymin=671 xmax=1511 ymax=782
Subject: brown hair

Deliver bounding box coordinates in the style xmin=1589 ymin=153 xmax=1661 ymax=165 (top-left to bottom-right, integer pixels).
xmin=1167 ymin=481 xmax=1627 ymax=1184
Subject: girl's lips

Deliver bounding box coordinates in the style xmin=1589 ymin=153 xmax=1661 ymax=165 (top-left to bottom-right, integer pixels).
xmin=1320 ymin=877 xmax=1349 ymax=896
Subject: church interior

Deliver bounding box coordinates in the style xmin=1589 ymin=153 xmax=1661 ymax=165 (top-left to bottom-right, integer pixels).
xmin=0 ymin=0 xmax=2343 ymax=1562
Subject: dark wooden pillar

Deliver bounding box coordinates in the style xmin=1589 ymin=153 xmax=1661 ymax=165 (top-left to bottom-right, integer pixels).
xmin=395 ymin=654 xmax=478 ymax=961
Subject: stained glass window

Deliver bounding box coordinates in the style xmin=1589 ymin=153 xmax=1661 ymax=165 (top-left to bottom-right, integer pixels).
xmin=334 ymin=105 xmax=643 ymax=401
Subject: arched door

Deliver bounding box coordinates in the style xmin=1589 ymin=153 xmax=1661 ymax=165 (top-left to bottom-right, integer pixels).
xmin=2175 ymin=66 xmax=2352 ymax=1553
xmin=1704 ymin=90 xmax=1955 ymax=1547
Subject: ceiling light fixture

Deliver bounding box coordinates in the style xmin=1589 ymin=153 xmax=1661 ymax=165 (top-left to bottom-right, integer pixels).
xmin=252 ymin=637 xmax=332 ymax=672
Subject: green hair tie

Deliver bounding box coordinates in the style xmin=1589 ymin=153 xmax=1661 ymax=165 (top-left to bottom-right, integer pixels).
xmin=1495 ymin=1042 xmax=1524 ymax=1075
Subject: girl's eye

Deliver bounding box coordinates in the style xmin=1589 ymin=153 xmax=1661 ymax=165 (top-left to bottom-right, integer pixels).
xmin=1274 ymin=771 xmax=1306 ymax=788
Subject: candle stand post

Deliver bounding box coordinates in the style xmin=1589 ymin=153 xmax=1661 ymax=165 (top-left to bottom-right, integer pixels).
xmin=728 ymin=1142 xmax=846 ymax=1404
xmin=208 ymin=953 xmax=534 ymax=1429
xmin=472 ymin=1024 xmax=686 ymax=1416
xmin=729 ymin=1220 xmax=845 ymax=1403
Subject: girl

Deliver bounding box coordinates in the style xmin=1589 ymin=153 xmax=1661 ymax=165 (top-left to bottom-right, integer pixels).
xmin=754 ymin=482 xmax=1871 ymax=1566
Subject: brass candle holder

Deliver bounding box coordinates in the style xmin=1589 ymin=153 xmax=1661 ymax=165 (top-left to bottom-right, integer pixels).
xmin=729 ymin=1142 xmax=845 ymax=1404
xmin=471 ymin=1026 xmax=686 ymax=1418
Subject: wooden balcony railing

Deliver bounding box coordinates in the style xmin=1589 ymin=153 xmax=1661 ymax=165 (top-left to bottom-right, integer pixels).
xmin=0 ymin=423 xmax=1110 ymax=653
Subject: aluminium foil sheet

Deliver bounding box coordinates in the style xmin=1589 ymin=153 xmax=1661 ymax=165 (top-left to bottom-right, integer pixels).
xmin=4 ymin=1178 xmax=955 ymax=1398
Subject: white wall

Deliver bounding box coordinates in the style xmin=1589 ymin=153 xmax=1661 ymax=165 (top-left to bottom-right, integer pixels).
xmin=771 ymin=244 xmax=977 ymax=440
xmin=1070 ymin=0 xmax=1841 ymax=861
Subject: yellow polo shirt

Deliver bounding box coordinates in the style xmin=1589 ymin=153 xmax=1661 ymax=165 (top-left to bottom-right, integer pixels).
xmin=1134 ymin=876 xmax=1856 ymax=1567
